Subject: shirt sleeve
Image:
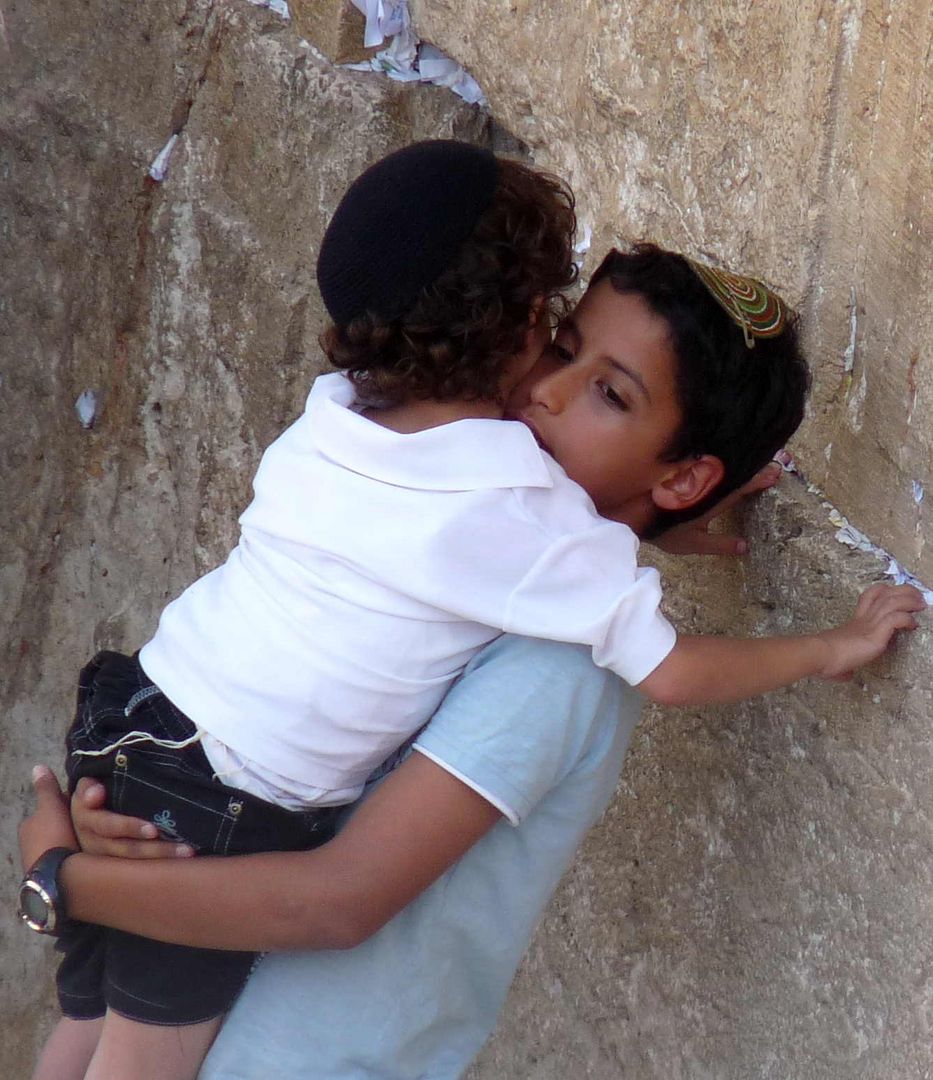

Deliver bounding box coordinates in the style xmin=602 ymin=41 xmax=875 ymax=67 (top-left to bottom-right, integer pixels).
xmin=413 ymin=636 xmax=626 ymax=825
xmin=501 ymin=520 xmax=677 ymax=685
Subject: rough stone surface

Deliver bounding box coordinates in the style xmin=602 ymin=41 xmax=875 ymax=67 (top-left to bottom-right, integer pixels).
xmin=288 ymin=0 xmax=372 ymax=64
xmin=800 ymin=0 xmax=932 ymax=579
xmin=1 ymin=1 xmax=931 ymax=1078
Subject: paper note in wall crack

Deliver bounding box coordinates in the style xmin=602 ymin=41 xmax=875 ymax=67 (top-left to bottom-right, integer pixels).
xmin=148 ymin=134 xmax=179 ymax=182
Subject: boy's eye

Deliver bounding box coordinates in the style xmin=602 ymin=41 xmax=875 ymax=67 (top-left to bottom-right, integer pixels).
xmin=600 ymin=382 xmax=629 ymax=410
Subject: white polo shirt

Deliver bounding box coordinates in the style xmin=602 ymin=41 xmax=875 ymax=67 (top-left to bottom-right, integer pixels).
xmin=140 ymin=372 xmax=675 ymax=803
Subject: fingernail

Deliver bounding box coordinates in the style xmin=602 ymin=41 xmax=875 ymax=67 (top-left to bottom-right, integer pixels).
xmin=32 ymin=765 xmax=50 ymax=782
xmin=176 ymin=845 xmax=195 ymax=857
xmin=140 ymin=824 xmax=158 ymax=839
xmin=736 ymin=539 xmax=748 ymax=555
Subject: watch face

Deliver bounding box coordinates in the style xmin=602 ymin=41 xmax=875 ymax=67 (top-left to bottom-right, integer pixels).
xmin=19 ymin=882 xmax=52 ymax=931
xmin=19 ymin=849 xmax=75 ymax=935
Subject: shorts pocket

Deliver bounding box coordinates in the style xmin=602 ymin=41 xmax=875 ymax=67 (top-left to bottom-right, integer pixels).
xmin=110 ymin=749 xmax=244 ymax=855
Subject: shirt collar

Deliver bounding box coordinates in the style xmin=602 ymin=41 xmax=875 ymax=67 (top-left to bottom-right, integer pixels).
xmin=305 ymin=373 xmax=554 ymax=491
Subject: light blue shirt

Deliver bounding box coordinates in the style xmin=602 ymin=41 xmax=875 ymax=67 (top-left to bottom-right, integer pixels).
xmin=200 ymin=636 xmax=642 ymax=1079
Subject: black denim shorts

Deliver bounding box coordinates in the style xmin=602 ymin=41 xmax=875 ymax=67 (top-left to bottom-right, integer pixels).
xmin=57 ymin=650 xmax=339 ymax=1025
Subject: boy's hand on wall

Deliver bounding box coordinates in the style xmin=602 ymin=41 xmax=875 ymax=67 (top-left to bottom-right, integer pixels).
xmin=816 ymin=584 xmax=926 ymax=680
xmin=651 ymin=463 xmax=781 ymax=557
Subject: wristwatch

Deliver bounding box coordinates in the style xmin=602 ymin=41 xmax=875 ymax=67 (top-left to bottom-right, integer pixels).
xmin=18 ymin=847 xmax=77 ymax=935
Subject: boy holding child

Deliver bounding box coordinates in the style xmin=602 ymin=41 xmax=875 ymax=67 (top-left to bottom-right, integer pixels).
xmin=19 ymin=141 xmax=923 ymax=1080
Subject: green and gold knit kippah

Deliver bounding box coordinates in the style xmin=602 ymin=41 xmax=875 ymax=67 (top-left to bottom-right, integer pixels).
xmin=686 ymin=257 xmax=787 ymax=349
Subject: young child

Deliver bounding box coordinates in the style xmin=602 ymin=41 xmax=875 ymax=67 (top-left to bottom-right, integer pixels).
xmin=20 ymin=140 xmax=923 ymax=1080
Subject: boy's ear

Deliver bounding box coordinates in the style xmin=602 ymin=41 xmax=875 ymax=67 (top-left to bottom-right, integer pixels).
xmin=651 ymin=455 xmax=725 ymax=512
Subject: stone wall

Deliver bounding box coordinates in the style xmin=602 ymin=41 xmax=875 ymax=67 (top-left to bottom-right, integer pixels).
xmin=1 ymin=1 xmax=930 ymax=1077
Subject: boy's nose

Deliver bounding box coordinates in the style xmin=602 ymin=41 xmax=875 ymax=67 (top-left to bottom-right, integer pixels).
xmin=531 ymin=363 xmax=576 ymax=413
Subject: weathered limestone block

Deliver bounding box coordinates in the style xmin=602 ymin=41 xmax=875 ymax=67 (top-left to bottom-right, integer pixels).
xmin=801 ymin=0 xmax=932 ymax=580
xmin=0 ymin=1 xmax=486 ymax=1073
xmin=411 ymin=0 xmax=932 ymax=584
xmin=411 ymin=1 xmax=835 ymax=285
xmin=288 ymin=0 xmax=371 ymax=63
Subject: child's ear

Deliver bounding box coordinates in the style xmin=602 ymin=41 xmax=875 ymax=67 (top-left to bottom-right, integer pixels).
xmin=651 ymin=455 xmax=725 ymax=512
xmin=520 ymin=297 xmax=551 ymax=355
xmin=526 ymin=295 xmax=547 ymax=328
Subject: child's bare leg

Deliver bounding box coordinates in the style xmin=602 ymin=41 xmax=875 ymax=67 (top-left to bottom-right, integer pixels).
xmin=83 ymin=1010 xmax=222 ymax=1080
xmin=32 ymin=1017 xmax=103 ymax=1080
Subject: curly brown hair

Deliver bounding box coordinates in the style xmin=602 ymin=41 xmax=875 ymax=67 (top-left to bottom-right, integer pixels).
xmin=320 ymin=158 xmax=577 ymax=406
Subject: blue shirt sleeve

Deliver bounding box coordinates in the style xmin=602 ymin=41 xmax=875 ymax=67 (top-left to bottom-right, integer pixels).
xmin=414 ymin=635 xmax=627 ymax=824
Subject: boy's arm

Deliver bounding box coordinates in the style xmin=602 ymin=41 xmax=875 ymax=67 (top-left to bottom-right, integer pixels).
xmin=20 ymin=751 xmax=502 ymax=952
xmin=638 ymin=583 xmax=924 ymax=706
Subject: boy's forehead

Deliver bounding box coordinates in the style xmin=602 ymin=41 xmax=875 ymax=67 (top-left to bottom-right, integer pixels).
xmin=574 ymin=277 xmax=654 ymax=324
xmin=570 ymin=281 xmax=676 ymax=374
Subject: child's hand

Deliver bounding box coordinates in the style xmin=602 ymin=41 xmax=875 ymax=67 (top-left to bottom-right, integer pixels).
xmin=71 ymin=777 xmax=195 ymax=859
xmin=816 ymin=584 xmax=926 ymax=680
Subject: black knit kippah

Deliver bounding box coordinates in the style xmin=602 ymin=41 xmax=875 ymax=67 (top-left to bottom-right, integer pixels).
xmin=316 ymin=140 xmax=500 ymax=327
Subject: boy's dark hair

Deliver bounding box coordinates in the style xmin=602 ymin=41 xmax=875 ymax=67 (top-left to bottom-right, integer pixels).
xmin=320 ymin=157 xmax=577 ymax=405
xmin=591 ymin=244 xmax=810 ymax=537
